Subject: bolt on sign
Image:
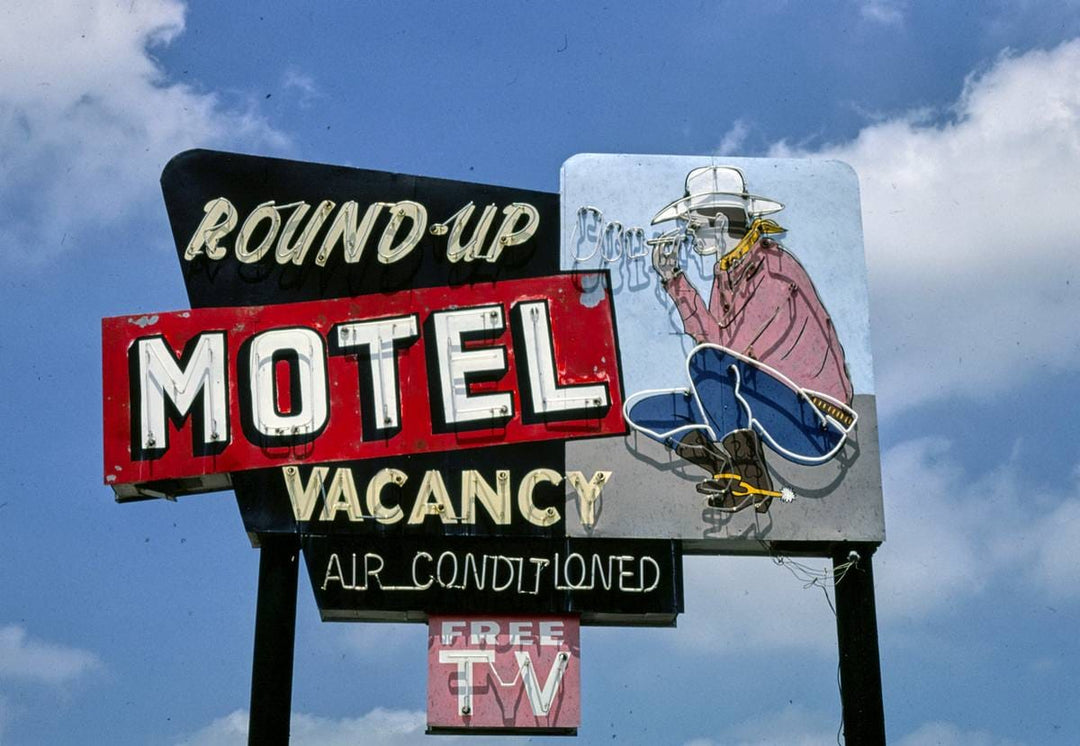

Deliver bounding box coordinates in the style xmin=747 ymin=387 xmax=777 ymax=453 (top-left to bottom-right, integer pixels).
xmin=427 ymin=615 xmax=580 ymax=735
xmin=558 ymin=155 xmax=885 ymax=552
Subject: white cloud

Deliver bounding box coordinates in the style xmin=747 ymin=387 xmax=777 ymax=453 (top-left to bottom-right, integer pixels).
xmin=0 ymin=0 xmax=286 ymax=268
xmin=1028 ymin=497 xmax=1080 ymax=596
xmin=192 ymin=709 xmax=1018 ymax=746
xmin=176 ymin=708 xmax=428 ymax=746
xmin=856 ymin=0 xmax=908 ymax=26
xmin=174 ymin=710 xmax=248 ymax=746
xmin=282 ymin=69 xmax=322 ymax=109
xmin=872 ymin=438 xmax=990 ymax=620
xmin=772 ymin=39 xmax=1080 ymax=417
xmin=176 ymin=707 xmax=535 ymax=746
xmin=674 ymin=554 xmax=840 ymax=655
xmin=0 ymin=625 xmax=101 ymax=685
xmin=686 ymin=714 xmax=1024 ymax=746
xmin=683 ymin=704 xmax=838 ymax=746
xmin=716 ymin=119 xmax=750 ymax=155
xmin=873 ymin=436 xmax=1080 ymax=624
xmin=897 ymin=721 xmax=1024 ymax=746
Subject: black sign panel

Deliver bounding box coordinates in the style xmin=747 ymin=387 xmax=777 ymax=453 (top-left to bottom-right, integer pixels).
xmin=232 ymin=441 xmax=568 ymax=538
xmin=161 ymin=149 xmax=560 ymax=309
xmin=303 ymin=535 xmax=683 ymax=626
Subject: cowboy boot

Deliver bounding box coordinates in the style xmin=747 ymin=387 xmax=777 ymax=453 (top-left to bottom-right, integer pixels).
xmin=675 ymin=431 xmax=744 ymax=510
xmin=673 ymin=429 xmax=728 ymax=474
xmin=696 ymin=476 xmax=742 ymax=510
xmin=720 ymin=428 xmax=774 ymax=513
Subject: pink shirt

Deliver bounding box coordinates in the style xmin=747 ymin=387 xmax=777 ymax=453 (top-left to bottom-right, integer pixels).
xmin=664 ymin=236 xmax=853 ymax=405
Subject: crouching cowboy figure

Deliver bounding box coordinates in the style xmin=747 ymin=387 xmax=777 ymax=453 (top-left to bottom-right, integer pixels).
xmin=624 ymin=166 xmax=857 ymax=513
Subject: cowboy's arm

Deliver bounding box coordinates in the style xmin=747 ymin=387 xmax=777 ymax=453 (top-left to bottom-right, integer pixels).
xmin=663 ymin=272 xmax=716 ymax=345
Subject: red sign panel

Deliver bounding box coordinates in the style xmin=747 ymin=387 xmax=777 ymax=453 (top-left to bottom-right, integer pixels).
xmin=427 ymin=614 xmax=580 ymax=734
xmin=103 ymin=274 xmax=623 ymax=497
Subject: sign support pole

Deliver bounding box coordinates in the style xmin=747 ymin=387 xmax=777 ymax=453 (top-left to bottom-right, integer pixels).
xmin=832 ymin=542 xmax=886 ymax=744
xmin=248 ymin=534 xmax=300 ymax=746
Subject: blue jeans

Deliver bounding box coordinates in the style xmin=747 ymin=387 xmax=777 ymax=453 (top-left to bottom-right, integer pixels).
xmin=623 ymin=345 xmax=855 ymax=465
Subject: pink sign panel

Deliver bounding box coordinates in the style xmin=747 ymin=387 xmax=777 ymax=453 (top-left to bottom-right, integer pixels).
xmin=427 ymin=615 xmax=580 ymax=734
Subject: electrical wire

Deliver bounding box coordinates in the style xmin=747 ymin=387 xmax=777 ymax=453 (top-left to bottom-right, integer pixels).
xmin=763 ymin=541 xmax=861 ymax=745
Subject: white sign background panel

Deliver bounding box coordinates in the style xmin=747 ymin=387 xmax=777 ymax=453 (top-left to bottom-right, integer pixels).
xmin=560 ymin=155 xmax=884 ymax=551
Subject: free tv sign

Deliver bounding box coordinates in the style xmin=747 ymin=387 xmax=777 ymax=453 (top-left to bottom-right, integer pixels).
xmin=427 ymin=615 xmax=580 ymax=735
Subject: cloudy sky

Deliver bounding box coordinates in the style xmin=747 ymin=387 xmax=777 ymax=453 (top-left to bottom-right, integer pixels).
xmin=2 ymin=0 xmax=1080 ymax=743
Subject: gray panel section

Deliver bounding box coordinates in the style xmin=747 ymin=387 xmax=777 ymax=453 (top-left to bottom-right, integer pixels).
xmin=564 ymin=394 xmax=884 ymax=551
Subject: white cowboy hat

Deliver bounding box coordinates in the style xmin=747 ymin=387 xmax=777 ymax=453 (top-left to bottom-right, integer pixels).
xmin=651 ymin=166 xmax=784 ymax=224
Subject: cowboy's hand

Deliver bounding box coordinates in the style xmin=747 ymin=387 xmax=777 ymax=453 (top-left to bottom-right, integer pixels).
xmin=652 ymin=243 xmax=681 ymax=282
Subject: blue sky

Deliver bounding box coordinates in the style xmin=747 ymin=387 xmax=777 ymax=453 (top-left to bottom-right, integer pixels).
xmin=3 ymin=0 xmax=1080 ymax=743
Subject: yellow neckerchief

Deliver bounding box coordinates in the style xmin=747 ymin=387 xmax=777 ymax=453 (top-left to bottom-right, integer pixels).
xmin=717 ymin=218 xmax=785 ymax=271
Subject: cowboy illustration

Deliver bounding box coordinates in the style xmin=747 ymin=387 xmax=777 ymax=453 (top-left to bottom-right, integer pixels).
xmin=623 ymin=166 xmax=857 ymax=513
